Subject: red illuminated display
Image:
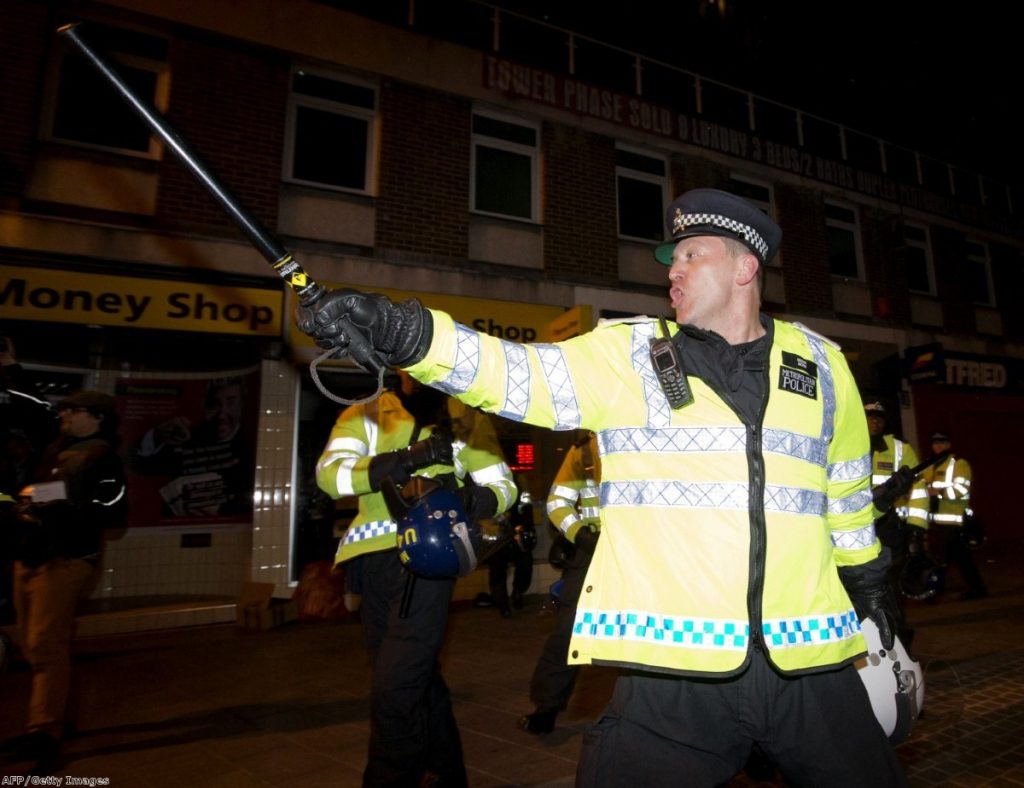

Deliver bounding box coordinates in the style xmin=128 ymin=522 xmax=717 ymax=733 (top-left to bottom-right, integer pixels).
xmin=511 ymin=442 xmax=535 ymax=472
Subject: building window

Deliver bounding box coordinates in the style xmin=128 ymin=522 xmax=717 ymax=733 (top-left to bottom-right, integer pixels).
xmin=616 ymin=146 xmax=667 ymax=242
xmin=965 ymin=239 xmax=995 ymax=306
xmin=729 ymin=175 xmax=778 ymax=264
xmin=903 ymin=223 xmax=935 ymax=294
xmin=42 ymin=23 xmax=169 ymax=158
xmin=285 ymin=68 xmax=377 ymax=193
xmin=825 ymin=201 xmax=863 ymax=279
xmin=471 ymin=109 xmax=539 ymax=221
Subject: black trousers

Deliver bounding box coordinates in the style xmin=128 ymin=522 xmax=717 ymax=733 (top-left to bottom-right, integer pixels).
xmin=931 ymin=524 xmax=986 ymax=593
xmin=358 ymin=550 xmax=466 ymax=788
xmin=487 ymin=541 xmax=533 ymax=614
xmin=529 ymin=546 xmax=592 ymax=712
xmin=576 ymin=651 xmax=908 ymax=788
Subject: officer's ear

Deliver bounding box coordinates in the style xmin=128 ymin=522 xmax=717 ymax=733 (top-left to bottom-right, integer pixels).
xmin=735 ymin=252 xmax=759 ymax=288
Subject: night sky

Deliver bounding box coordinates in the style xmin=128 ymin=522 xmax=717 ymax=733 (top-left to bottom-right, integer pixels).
xmin=492 ymin=0 xmax=1021 ymax=186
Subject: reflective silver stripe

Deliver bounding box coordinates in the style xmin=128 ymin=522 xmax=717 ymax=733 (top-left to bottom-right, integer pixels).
xmin=536 ymin=344 xmax=581 ymax=430
xmin=831 ymin=522 xmax=876 ymax=550
xmin=581 ymin=482 xmax=600 ymax=497
xmin=795 ymin=327 xmax=835 ymax=445
xmin=602 ymin=480 xmax=826 ymax=515
xmin=908 ymin=489 xmax=928 ymax=500
xmin=472 ymin=461 xmax=512 ymax=486
xmin=600 ymin=426 xmax=829 ymax=469
xmin=556 ymin=512 xmax=581 ymax=535
xmin=830 ymin=454 xmax=872 ymax=482
xmin=550 ymin=484 xmax=580 ymax=502
xmin=323 ymin=436 xmax=367 ymax=454
xmin=931 ymin=513 xmax=964 ymax=524
xmin=435 ymin=323 xmax=481 ymax=396
xmin=499 ymin=341 xmax=530 ymax=421
xmin=601 ymin=426 xmax=746 ymax=455
xmin=580 ymin=505 xmax=601 ymax=519
xmin=764 ymin=428 xmax=829 ymax=468
xmin=894 ymin=439 xmax=904 ymax=467
xmin=631 ymin=322 xmax=672 ymax=429
xmin=906 ymin=506 xmax=929 ymax=520
xmin=828 ymin=488 xmax=873 ymax=515
xmin=574 ymin=608 xmax=750 ymax=650
xmin=342 ymin=519 xmax=396 ymax=545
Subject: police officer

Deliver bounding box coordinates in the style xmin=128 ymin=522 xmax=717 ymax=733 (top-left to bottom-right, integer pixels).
xmin=907 ymin=431 xmax=987 ymax=600
xmin=519 ymin=430 xmax=601 ymax=735
xmin=298 ymin=188 xmax=908 ymax=787
xmin=315 ymin=371 xmax=515 ymax=787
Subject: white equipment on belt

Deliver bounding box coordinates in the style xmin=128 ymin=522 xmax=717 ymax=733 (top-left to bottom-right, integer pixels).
xmin=855 ymin=618 xmax=925 ymax=743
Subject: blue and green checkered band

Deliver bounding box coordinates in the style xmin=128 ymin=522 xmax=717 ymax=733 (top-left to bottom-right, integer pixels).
xmin=671 ymin=209 xmax=769 ymax=261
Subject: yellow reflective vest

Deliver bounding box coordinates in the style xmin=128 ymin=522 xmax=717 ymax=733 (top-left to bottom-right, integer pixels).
xmin=408 ymin=311 xmax=877 ymax=677
xmin=315 ymin=392 xmax=516 ymax=564
xmin=907 ymin=454 xmax=972 ymax=528
xmin=871 ymin=434 xmax=923 ymax=522
xmin=546 ymin=432 xmax=602 ymax=543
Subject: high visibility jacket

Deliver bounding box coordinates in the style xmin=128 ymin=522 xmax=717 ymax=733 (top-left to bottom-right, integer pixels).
xmin=871 ymin=434 xmax=923 ymax=521
xmin=907 ymin=454 xmax=972 ymax=528
xmin=315 ymin=392 xmax=516 ymax=564
xmin=408 ymin=311 xmax=877 ymax=677
xmin=546 ymin=432 xmax=602 ymax=543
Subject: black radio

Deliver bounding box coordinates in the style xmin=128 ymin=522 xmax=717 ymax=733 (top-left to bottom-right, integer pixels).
xmin=649 ymin=318 xmax=693 ymax=409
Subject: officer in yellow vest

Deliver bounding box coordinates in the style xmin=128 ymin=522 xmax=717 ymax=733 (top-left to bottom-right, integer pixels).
xmin=908 ymin=430 xmax=987 ymax=600
xmin=518 ymin=430 xmax=601 ymax=735
xmin=297 ymin=188 xmax=907 ymax=787
xmin=315 ymin=371 xmax=516 ymax=787
xmin=865 ymin=401 xmax=925 ymax=549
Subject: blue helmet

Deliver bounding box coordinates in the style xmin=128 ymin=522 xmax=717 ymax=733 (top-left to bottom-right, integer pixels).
xmin=382 ymin=476 xmax=481 ymax=579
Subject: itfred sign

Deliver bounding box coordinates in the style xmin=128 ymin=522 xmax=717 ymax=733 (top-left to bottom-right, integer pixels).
xmin=0 ymin=265 xmax=282 ymax=336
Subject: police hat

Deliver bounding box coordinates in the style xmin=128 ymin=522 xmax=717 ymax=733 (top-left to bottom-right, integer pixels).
xmin=864 ymin=401 xmax=886 ymax=416
xmin=930 ymin=430 xmax=951 ymax=442
xmin=59 ymin=390 xmax=117 ymax=420
xmin=654 ymin=188 xmax=782 ymax=266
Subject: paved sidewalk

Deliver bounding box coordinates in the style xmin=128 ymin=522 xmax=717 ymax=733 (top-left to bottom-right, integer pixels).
xmin=2 ymin=541 xmax=1023 ymax=786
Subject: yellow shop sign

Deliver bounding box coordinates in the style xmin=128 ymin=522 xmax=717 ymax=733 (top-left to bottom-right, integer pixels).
xmin=0 ymin=265 xmax=282 ymax=336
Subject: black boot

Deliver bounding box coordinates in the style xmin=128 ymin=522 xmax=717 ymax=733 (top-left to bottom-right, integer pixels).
xmin=517 ymin=709 xmax=557 ymax=734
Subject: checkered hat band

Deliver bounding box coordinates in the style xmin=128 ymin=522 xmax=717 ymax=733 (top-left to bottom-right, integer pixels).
xmin=672 ymin=212 xmax=769 ymax=259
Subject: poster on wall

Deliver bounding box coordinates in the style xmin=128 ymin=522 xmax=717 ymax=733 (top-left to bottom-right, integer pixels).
xmin=116 ymin=369 xmax=261 ymax=528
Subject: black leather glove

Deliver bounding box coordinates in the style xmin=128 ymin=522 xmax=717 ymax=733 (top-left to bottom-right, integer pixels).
xmin=871 ymin=466 xmax=916 ymax=511
xmin=458 ymin=485 xmax=499 ymax=522
xmin=295 ymin=289 xmax=433 ymax=368
xmin=839 ymin=550 xmax=901 ymax=650
xmin=574 ymin=525 xmax=599 ymax=556
xmin=367 ymin=433 xmax=453 ymax=492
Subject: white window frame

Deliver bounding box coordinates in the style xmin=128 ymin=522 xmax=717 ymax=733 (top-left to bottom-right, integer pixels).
xmin=824 ymin=200 xmax=864 ymax=280
xmin=966 ymin=238 xmax=995 ymax=307
xmin=471 ymin=107 xmax=540 ymax=223
xmin=283 ymin=65 xmax=377 ymax=195
xmin=729 ymin=174 xmax=779 ymax=265
xmin=903 ymin=222 xmax=936 ymax=295
xmin=615 ymin=144 xmax=668 ymax=243
xmin=40 ymin=29 xmax=169 ymax=160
